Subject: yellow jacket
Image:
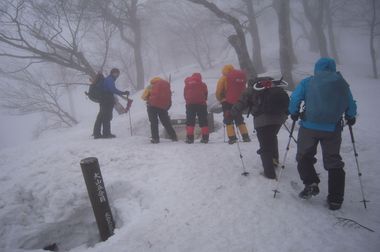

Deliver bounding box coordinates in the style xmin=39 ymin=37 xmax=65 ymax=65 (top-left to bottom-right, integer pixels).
xmin=215 ymin=64 xmax=234 ymax=102
xmin=141 ymin=85 xmax=152 ymax=101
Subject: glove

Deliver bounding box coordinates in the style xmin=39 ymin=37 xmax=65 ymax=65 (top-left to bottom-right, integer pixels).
xmin=122 ymin=90 xmax=130 ymax=96
xmin=345 ymin=116 xmax=356 ymax=126
xmin=290 ymin=113 xmax=300 ymax=121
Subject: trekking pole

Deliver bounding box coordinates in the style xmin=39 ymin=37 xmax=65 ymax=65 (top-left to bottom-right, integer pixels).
xmin=273 ymin=120 xmax=296 ymax=198
xmin=235 ymin=126 xmax=249 ymax=176
xmin=283 ymin=123 xmax=298 ymax=144
xmin=128 ymin=109 xmax=133 ymax=136
xmin=223 ymin=124 xmax=226 ymax=143
xmin=348 ymin=125 xmax=369 ymax=209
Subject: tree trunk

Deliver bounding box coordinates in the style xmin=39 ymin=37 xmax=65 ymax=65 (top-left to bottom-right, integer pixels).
xmin=187 ymin=0 xmax=257 ymax=79
xmin=274 ymin=0 xmax=295 ymax=89
xmin=302 ymin=0 xmax=329 ymax=58
xmin=325 ymin=0 xmax=340 ymax=63
xmin=132 ymin=26 xmax=145 ymax=90
xmin=244 ymin=0 xmax=265 ymax=73
xmin=129 ymin=2 xmax=145 ymax=90
xmin=370 ymin=0 xmax=378 ymax=79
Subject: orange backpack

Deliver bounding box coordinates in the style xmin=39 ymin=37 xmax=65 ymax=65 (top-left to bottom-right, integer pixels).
xmin=149 ymin=79 xmax=171 ymax=109
xmin=225 ymin=69 xmax=247 ymax=104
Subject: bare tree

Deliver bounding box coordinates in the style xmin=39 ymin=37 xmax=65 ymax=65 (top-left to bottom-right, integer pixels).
xmin=0 ymin=0 xmax=97 ymax=77
xmin=0 ymin=69 xmax=78 ymax=129
xmin=164 ymin=2 xmax=216 ymax=71
xmin=291 ymin=8 xmax=319 ymax=53
xmin=96 ymin=0 xmax=146 ymax=90
xmin=273 ymin=0 xmax=296 ymax=89
xmin=369 ymin=0 xmax=379 ymax=78
xmin=232 ymin=0 xmax=266 ymax=73
xmin=187 ymin=0 xmax=257 ymax=79
xmin=338 ymin=0 xmax=379 ymax=78
xmin=302 ymin=0 xmax=329 ymax=58
xmin=325 ymin=0 xmax=340 ymax=63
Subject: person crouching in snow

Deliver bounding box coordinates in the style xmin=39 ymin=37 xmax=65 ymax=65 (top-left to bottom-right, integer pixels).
xmin=184 ymin=73 xmax=209 ymax=144
xmin=141 ymin=77 xmax=178 ymax=144
xmin=216 ymin=64 xmax=251 ymax=144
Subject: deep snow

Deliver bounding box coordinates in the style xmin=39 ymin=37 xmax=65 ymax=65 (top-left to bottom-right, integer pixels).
xmin=1 ymin=58 xmax=380 ymax=252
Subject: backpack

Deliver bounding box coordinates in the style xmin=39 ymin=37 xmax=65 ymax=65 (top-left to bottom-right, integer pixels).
xmin=149 ymin=79 xmax=171 ymax=110
xmin=184 ymin=76 xmax=207 ymax=105
xmin=86 ymin=73 xmax=105 ymax=103
xmin=225 ymin=69 xmax=247 ymax=104
xmin=304 ymin=72 xmax=349 ymax=124
xmin=253 ymin=86 xmax=289 ymax=116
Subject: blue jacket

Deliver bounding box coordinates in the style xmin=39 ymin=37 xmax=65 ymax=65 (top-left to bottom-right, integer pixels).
xmin=102 ymin=75 xmax=124 ymax=96
xmin=289 ymin=58 xmax=357 ymax=132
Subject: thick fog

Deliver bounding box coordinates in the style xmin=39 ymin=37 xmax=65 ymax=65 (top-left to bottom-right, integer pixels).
xmin=0 ymin=0 xmax=379 ymax=149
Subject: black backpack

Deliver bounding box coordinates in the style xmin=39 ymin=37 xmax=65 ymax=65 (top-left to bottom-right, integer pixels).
xmin=86 ymin=73 xmax=105 ymax=103
xmin=253 ymin=87 xmax=289 ymax=116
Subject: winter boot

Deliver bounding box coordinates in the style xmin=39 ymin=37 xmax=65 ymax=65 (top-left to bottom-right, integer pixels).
xmin=228 ymin=136 xmax=238 ymax=145
xmin=327 ymin=169 xmax=345 ymax=209
xmin=242 ymin=133 xmax=251 ymax=142
xmin=200 ymin=134 xmax=209 ymax=144
xmin=200 ymin=127 xmax=209 ymax=143
xmin=238 ymin=124 xmax=250 ymax=142
xmin=327 ymin=198 xmax=342 ymax=211
xmin=93 ymin=134 xmax=103 ymax=139
xmin=299 ymin=183 xmax=320 ymax=199
xmin=186 ymin=135 xmax=194 ymax=144
xmin=103 ymin=133 xmax=116 ymax=139
xmin=226 ymin=124 xmax=237 ymax=144
xmin=151 ymin=138 xmax=160 ymax=144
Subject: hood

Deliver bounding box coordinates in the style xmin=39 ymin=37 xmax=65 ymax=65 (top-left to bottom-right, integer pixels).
xmin=150 ymin=77 xmax=162 ymax=85
xmin=222 ymin=64 xmax=234 ymax=75
xmin=314 ymin=58 xmax=336 ymax=75
xmin=191 ymin=72 xmax=202 ymax=82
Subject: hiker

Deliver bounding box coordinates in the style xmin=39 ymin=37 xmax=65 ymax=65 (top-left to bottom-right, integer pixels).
xmin=231 ymin=77 xmax=289 ymax=179
xmin=93 ymin=68 xmax=129 ymax=139
xmin=184 ymin=73 xmax=209 ymax=144
xmin=288 ymin=57 xmax=357 ymax=210
xmin=216 ymin=64 xmax=251 ymax=144
xmin=142 ymin=77 xmax=178 ymax=143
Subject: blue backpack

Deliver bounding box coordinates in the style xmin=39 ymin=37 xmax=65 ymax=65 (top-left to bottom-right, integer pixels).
xmin=305 ymin=72 xmax=349 ymax=124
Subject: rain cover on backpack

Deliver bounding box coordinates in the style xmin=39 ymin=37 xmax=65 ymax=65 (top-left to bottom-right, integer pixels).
xmin=225 ymin=69 xmax=247 ymax=104
xmin=149 ymin=79 xmax=171 ymax=110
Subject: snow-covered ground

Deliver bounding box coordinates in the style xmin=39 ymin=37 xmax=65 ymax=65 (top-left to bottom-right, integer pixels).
xmin=1 ymin=57 xmax=380 ymax=252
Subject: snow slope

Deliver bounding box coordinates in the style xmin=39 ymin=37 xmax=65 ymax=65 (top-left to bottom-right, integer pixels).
xmin=0 ymin=61 xmax=380 ymax=252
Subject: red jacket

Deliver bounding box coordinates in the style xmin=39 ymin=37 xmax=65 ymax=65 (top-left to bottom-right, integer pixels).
xmin=184 ymin=73 xmax=208 ymax=105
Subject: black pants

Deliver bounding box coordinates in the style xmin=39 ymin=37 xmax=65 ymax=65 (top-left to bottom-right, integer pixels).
xmin=147 ymin=106 xmax=177 ymax=140
xmin=222 ymin=102 xmax=244 ymax=126
xmin=296 ymin=126 xmax=345 ymax=203
xmin=186 ymin=104 xmax=208 ymax=127
xmin=256 ymin=124 xmax=281 ymax=178
xmin=93 ymin=100 xmax=114 ymax=136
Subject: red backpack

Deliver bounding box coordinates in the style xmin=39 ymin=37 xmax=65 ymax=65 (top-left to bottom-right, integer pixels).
xmin=184 ymin=76 xmax=207 ymax=105
xmin=225 ymin=69 xmax=247 ymax=104
xmin=149 ymin=79 xmax=171 ymax=109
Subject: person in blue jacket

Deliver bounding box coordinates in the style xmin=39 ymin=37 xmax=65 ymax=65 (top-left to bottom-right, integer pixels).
xmin=288 ymin=58 xmax=357 ymax=210
xmin=93 ymin=68 xmax=129 ymax=139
